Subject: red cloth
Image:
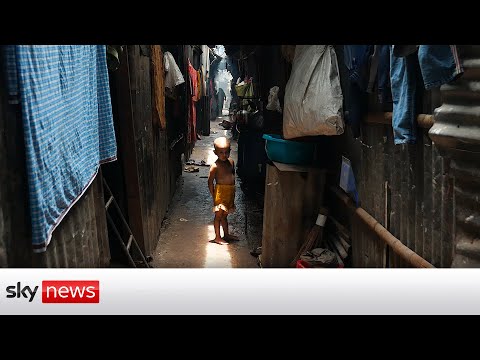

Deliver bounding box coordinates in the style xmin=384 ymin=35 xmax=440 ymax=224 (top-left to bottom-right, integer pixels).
xmin=187 ymin=60 xmax=199 ymax=143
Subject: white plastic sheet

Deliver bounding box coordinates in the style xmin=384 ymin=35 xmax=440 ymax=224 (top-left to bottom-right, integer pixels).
xmin=283 ymin=45 xmax=344 ymax=138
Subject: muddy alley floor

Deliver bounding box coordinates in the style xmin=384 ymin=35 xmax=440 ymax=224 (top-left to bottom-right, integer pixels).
xmin=151 ymin=117 xmax=263 ymax=268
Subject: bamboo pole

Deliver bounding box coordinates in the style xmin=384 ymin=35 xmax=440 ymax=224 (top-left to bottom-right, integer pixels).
xmin=330 ymin=186 xmax=435 ymax=268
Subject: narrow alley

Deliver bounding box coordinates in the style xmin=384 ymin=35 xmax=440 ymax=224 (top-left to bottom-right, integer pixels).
xmin=152 ymin=117 xmax=263 ymax=268
xmin=1 ymin=45 xmax=479 ymax=272
xmin=4 ymin=44 xmax=480 ymax=316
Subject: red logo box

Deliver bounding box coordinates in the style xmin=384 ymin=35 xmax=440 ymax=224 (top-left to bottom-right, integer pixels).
xmin=42 ymin=281 xmax=99 ymax=303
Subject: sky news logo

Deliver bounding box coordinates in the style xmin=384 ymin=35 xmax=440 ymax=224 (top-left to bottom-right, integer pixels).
xmin=5 ymin=281 xmax=99 ymax=303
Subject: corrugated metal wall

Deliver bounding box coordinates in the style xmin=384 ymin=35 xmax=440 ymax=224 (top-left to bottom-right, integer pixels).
xmin=33 ymin=172 xmax=110 ymax=267
xmin=430 ymin=45 xmax=480 ymax=267
xmin=339 ymin=124 xmax=454 ymax=268
xmin=0 ymin=53 xmax=110 ymax=267
xmin=327 ymin=45 xmax=453 ymax=268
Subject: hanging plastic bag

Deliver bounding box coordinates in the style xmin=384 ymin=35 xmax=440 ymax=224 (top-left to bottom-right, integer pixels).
xmin=266 ymin=86 xmax=282 ymax=113
xmin=283 ymin=45 xmax=344 ymax=138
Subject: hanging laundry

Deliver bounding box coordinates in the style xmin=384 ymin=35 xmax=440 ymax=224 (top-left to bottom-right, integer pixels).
xmin=201 ymin=45 xmax=210 ymax=91
xmin=367 ymin=45 xmax=393 ymax=105
xmin=390 ymin=45 xmax=463 ymax=144
xmin=3 ymin=45 xmax=117 ymax=252
xmin=392 ymin=45 xmax=419 ymax=57
xmin=343 ymin=45 xmax=374 ymax=138
xmin=187 ymin=60 xmax=199 ymax=143
xmin=197 ymin=69 xmax=203 ymax=98
xmin=164 ymin=51 xmax=185 ymax=90
xmin=151 ymin=45 xmax=166 ymax=130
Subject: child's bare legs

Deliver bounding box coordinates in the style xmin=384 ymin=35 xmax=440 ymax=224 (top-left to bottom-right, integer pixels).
xmin=221 ymin=213 xmax=239 ymax=241
xmin=212 ymin=210 xmax=228 ymax=245
xmin=220 ymin=213 xmax=229 ymax=239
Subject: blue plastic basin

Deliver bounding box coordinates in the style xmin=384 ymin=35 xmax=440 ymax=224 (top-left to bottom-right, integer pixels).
xmin=262 ymin=134 xmax=315 ymax=165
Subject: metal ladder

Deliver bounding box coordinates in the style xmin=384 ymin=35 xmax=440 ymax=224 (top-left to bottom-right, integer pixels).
xmin=103 ymin=178 xmax=151 ymax=268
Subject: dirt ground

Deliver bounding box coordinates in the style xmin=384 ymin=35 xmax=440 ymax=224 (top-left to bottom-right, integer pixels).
xmin=151 ymin=117 xmax=263 ymax=268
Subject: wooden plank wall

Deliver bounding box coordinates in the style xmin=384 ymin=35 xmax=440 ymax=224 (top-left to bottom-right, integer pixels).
xmin=126 ymin=45 xmax=178 ymax=257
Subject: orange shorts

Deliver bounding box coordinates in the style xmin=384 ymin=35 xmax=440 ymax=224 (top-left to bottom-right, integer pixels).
xmin=213 ymin=184 xmax=235 ymax=214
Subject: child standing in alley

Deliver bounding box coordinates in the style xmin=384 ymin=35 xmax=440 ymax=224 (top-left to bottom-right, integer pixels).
xmin=208 ymin=137 xmax=237 ymax=245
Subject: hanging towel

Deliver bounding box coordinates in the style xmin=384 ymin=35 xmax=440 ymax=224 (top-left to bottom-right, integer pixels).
xmin=3 ymin=45 xmax=117 ymax=253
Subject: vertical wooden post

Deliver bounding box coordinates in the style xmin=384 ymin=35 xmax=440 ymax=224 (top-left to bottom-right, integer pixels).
xmin=113 ymin=46 xmax=146 ymax=253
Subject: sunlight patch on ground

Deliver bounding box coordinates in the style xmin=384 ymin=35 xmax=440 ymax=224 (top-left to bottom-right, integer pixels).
xmin=203 ymin=224 xmax=232 ymax=268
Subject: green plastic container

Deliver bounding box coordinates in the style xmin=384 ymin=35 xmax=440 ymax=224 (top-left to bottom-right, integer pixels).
xmin=262 ymin=134 xmax=315 ymax=165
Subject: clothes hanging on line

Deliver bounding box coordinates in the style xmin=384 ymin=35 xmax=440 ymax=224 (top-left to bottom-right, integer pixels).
xmin=390 ymin=45 xmax=463 ymax=145
xmin=3 ymin=45 xmax=117 ymax=252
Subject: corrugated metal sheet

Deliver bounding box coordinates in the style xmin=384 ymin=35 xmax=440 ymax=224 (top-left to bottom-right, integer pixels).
xmin=33 ymin=173 xmax=110 ymax=267
xmin=329 ymin=44 xmax=452 ymax=268
xmin=0 ymin=58 xmax=110 ymax=267
xmin=335 ymin=123 xmax=453 ymax=268
xmin=429 ymin=45 xmax=480 ymax=267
